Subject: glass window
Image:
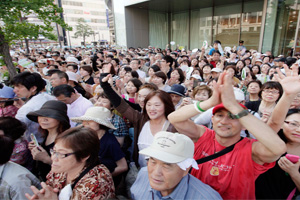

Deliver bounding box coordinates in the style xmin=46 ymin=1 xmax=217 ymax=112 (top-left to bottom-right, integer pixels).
xmin=241 ymin=0 xmax=264 ymax=50
xmin=213 ymin=3 xmax=242 ymax=48
xmin=272 ymin=0 xmax=300 ymax=56
xmin=149 ymin=11 xmax=168 ymax=49
xmin=190 ymin=8 xmax=213 ymax=49
xmin=171 ymin=12 xmax=189 ymax=49
xmin=61 ymin=0 xmax=82 ymax=6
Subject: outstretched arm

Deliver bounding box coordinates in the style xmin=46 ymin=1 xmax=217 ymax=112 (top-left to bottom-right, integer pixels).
xmin=267 ymin=64 xmax=300 ymax=132
xmin=219 ymin=72 xmax=286 ymax=164
xmin=168 ymin=76 xmax=221 ymax=142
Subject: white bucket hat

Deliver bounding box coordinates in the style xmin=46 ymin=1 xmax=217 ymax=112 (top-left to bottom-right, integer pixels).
xmin=66 ymin=56 xmax=79 ymax=64
xmin=66 ymin=71 xmax=78 ymax=83
xmin=139 ymin=131 xmax=194 ymax=163
xmin=71 ymin=107 xmax=116 ymax=130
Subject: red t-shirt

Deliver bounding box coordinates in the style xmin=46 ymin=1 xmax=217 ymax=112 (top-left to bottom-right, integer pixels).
xmin=191 ymin=127 xmax=275 ymax=199
xmin=210 ymin=60 xmax=217 ymax=68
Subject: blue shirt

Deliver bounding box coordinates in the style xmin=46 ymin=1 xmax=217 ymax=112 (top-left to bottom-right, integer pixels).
xmin=131 ymin=167 xmax=222 ymax=200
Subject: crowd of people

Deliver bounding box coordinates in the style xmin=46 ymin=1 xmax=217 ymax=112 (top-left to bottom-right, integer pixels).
xmin=1 ymin=40 xmax=300 ymax=199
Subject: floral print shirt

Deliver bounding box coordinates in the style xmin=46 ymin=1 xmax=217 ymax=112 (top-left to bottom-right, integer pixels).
xmin=46 ymin=164 xmax=115 ymax=200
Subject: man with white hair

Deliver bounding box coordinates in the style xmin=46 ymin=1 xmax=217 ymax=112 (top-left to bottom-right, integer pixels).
xmin=130 ymin=131 xmax=221 ymax=199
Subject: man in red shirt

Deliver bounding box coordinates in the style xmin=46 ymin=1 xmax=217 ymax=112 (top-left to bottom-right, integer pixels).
xmin=168 ymin=72 xmax=286 ymax=199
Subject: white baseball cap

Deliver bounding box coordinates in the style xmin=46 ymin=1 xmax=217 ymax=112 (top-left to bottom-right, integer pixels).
xmin=211 ymin=68 xmax=222 ymax=73
xmin=139 ymin=131 xmax=194 ymax=163
xmin=233 ymin=87 xmax=245 ymax=102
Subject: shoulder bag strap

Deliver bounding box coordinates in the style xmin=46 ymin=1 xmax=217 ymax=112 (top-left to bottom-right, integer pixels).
xmin=71 ymin=165 xmax=94 ymax=190
xmin=196 ymin=137 xmax=244 ymax=164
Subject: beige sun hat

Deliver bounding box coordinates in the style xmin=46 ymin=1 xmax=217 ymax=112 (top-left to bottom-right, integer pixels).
xmin=66 ymin=71 xmax=78 ymax=83
xmin=139 ymin=131 xmax=194 ymax=163
xmin=71 ymin=107 xmax=116 ymax=130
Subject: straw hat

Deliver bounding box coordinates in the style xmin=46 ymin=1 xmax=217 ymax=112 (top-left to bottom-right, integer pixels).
xmin=71 ymin=107 xmax=116 ymax=130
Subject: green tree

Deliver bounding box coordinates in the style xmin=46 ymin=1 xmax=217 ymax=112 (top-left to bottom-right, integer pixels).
xmin=73 ymin=18 xmax=94 ymax=46
xmin=0 ymin=0 xmax=71 ymax=79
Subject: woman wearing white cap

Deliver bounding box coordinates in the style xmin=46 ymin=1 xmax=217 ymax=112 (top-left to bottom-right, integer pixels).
xmin=71 ymin=106 xmax=128 ymax=186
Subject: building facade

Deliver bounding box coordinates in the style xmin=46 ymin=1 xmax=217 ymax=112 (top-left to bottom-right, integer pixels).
xmin=59 ymin=0 xmax=110 ymax=46
xmin=112 ymin=0 xmax=300 ymax=56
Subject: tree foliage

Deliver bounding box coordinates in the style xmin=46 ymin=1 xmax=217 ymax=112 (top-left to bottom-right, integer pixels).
xmin=0 ymin=0 xmax=71 ymax=78
xmin=0 ymin=0 xmax=70 ymax=42
xmin=73 ymin=18 xmax=94 ymax=46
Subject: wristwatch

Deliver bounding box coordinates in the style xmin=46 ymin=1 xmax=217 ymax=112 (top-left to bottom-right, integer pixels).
xmin=228 ymin=109 xmax=249 ymax=119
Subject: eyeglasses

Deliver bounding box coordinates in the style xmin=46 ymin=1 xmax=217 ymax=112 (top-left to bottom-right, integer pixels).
xmin=284 ymin=121 xmax=300 ymax=129
xmin=262 ymin=89 xmax=279 ymax=94
xmin=50 ymin=149 xmax=75 ymax=159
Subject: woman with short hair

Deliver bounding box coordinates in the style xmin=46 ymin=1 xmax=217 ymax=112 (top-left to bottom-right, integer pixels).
xmin=25 ymin=126 xmax=115 ymax=200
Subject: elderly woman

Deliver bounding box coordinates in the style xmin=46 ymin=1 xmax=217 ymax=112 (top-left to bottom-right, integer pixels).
xmin=25 ymin=127 xmax=115 ymax=200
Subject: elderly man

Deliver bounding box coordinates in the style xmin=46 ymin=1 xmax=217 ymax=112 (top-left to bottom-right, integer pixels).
xmin=130 ymin=131 xmax=221 ymax=199
xmin=168 ymin=72 xmax=286 ymax=199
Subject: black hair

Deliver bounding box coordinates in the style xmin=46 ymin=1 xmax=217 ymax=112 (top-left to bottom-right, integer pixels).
xmin=48 ymin=69 xmax=69 ymax=82
xmin=128 ymin=78 xmax=143 ymax=91
xmin=247 ymin=80 xmax=262 ymax=89
xmin=211 ymin=50 xmax=221 ymax=56
xmin=0 ymin=117 xmax=26 ymax=140
xmin=278 ymin=109 xmax=300 ymax=143
xmin=53 ymin=84 xmax=75 ymax=98
xmin=213 ymin=40 xmax=221 ymax=45
xmin=112 ymin=58 xmax=119 ymax=65
xmin=251 ymin=64 xmax=261 ymax=74
xmin=0 ymin=135 xmax=14 ymax=164
xmin=131 ymin=58 xmax=141 ymax=65
xmin=258 ymin=81 xmax=283 ymax=102
xmin=126 ymin=71 xmax=139 ymax=79
xmin=66 ymin=64 xmax=78 ymax=72
xmin=149 ymin=65 xmax=160 ymax=72
xmin=11 ymin=72 xmax=46 ymax=94
xmin=162 ymin=55 xmax=174 ymax=67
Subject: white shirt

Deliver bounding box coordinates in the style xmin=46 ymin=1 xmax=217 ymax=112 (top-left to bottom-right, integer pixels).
xmin=15 ymin=92 xmax=54 ymax=143
xmin=67 ymin=94 xmax=93 ymax=127
xmin=138 ymin=121 xmax=153 ymax=167
xmin=137 ymin=120 xmax=170 ymax=167
xmin=136 ymin=69 xmax=146 ymax=79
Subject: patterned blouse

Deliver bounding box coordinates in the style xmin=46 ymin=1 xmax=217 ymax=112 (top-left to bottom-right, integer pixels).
xmin=46 ymin=164 xmax=115 ymax=199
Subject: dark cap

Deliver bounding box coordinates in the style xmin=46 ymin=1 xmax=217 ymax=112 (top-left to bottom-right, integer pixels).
xmin=27 ymin=100 xmax=70 ymax=128
xmin=274 ymin=57 xmax=286 ymax=63
xmin=239 ymin=40 xmax=244 ymax=43
xmin=167 ymin=84 xmax=185 ymax=97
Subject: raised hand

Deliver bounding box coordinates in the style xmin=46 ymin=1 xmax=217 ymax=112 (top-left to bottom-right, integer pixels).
xmin=218 ymin=72 xmax=239 ymax=111
xmin=30 ymin=145 xmax=51 ymax=164
xmin=278 ymin=156 xmax=300 ymax=177
xmin=101 ymin=74 xmax=112 ymax=83
xmin=275 ymin=64 xmax=300 ymax=96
